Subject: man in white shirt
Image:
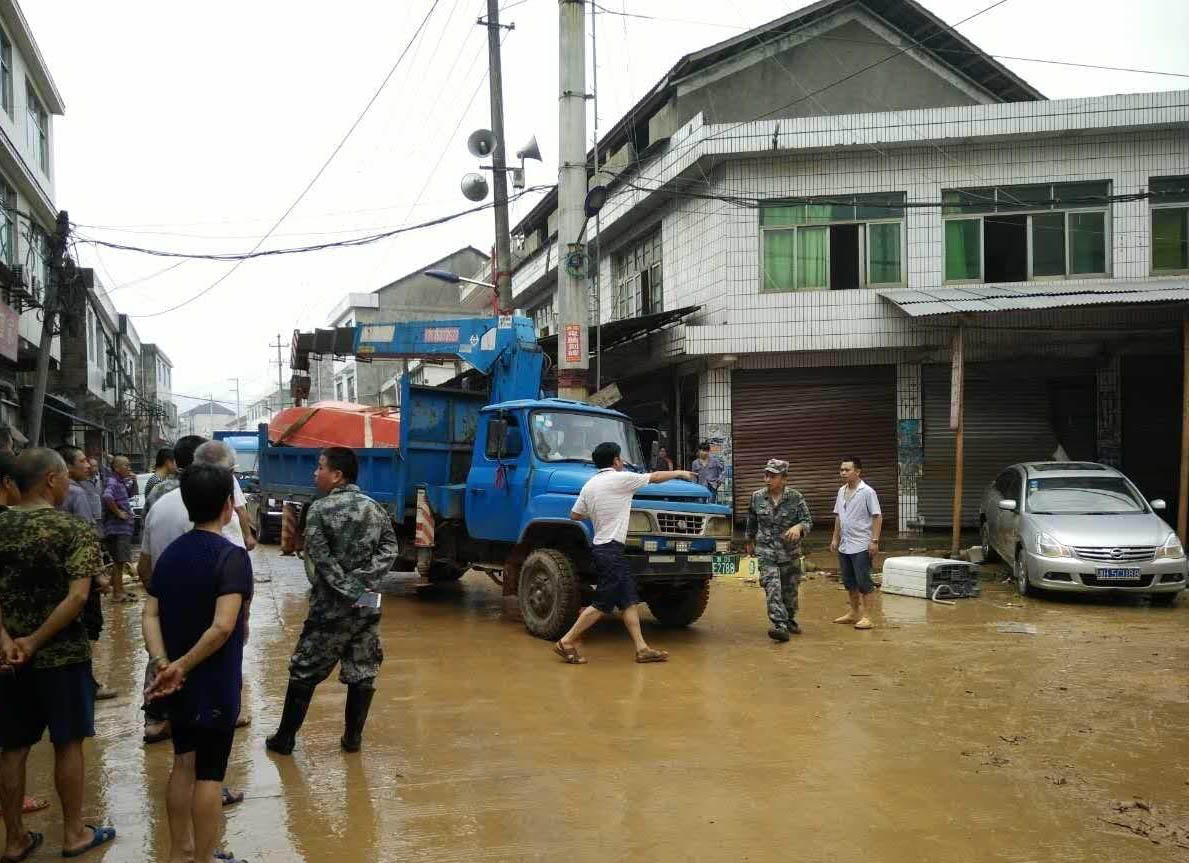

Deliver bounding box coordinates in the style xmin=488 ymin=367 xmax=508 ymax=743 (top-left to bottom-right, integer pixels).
xmin=829 ymin=456 xmax=883 ymax=631
xmin=553 ymin=441 xmax=694 ymax=664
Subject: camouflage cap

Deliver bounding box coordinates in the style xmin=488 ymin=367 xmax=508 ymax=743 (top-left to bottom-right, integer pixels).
xmin=764 ymin=458 xmax=789 ymax=475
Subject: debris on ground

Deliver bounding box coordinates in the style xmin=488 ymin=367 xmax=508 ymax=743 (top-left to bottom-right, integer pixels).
xmin=1098 ymin=799 xmax=1189 ymax=849
xmin=965 ymin=546 xmax=985 ymax=564
xmin=996 ymin=622 xmax=1038 ymax=635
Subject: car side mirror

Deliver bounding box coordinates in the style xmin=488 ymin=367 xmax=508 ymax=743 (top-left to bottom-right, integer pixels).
xmin=997 ymin=499 xmax=1018 ymax=512
xmin=1150 ymin=498 xmax=1167 ymax=511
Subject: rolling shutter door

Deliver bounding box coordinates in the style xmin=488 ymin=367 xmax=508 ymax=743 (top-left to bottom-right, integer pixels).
xmin=732 ymin=366 xmax=897 ymax=531
xmin=918 ymin=364 xmax=1057 ymax=528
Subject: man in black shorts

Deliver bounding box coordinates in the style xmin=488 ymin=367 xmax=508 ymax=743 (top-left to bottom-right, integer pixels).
xmin=553 ymin=442 xmax=693 ymax=664
xmin=143 ymin=463 xmax=252 ymax=863
xmin=0 ymin=448 xmax=116 ymax=859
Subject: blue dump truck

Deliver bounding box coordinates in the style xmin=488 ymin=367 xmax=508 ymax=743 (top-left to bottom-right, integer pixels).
xmin=258 ymin=315 xmax=733 ymax=640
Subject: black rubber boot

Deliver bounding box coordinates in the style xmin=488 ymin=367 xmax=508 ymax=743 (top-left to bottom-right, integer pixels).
xmin=340 ymin=682 xmax=376 ymax=753
xmin=768 ymin=626 xmax=790 ymax=642
xmin=265 ymin=681 xmax=314 ymax=755
xmin=787 ymin=620 xmax=802 ymax=636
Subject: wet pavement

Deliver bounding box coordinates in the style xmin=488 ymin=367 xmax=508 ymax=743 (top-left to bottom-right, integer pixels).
xmin=16 ymin=545 xmax=1189 ymax=861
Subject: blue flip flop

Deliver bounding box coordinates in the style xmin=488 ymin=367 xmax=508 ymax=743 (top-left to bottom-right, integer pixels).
xmin=1 ymin=831 xmax=43 ymax=863
xmin=62 ymin=825 xmax=115 ymax=858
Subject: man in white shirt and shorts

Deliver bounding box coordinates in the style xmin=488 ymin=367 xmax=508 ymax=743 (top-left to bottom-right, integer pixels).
xmin=553 ymin=441 xmax=694 ymax=665
xmin=830 ymin=456 xmax=883 ymax=630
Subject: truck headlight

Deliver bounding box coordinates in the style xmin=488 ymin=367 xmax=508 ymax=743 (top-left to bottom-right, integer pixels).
xmin=1156 ymin=532 xmax=1185 ymax=560
xmin=628 ymin=511 xmax=653 ymax=534
xmin=1036 ymin=532 xmax=1072 ymax=559
xmin=704 ymin=516 xmax=731 ymax=538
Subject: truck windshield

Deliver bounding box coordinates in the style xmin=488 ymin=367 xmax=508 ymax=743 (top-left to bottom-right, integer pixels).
xmin=530 ymin=411 xmax=644 ymax=467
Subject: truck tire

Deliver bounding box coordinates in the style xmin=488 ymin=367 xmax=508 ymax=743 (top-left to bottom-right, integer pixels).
xmin=647 ymin=580 xmax=711 ymax=627
xmin=518 ymin=549 xmax=582 ymax=640
xmin=256 ymin=509 xmax=277 ymax=545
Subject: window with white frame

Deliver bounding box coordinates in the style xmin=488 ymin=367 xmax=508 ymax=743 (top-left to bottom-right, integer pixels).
xmin=942 ymin=182 xmax=1110 ymax=283
xmin=761 ymin=192 xmax=905 ymax=292
xmin=0 ymin=179 xmax=13 ymax=268
xmin=611 ymin=230 xmax=662 ymax=320
xmin=0 ymin=31 xmax=11 ymax=117
xmin=1151 ymin=176 xmax=1189 ymax=273
xmin=529 ymin=293 xmax=557 ymax=337
xmin=25 ymin=84 xmax=48 ymax=175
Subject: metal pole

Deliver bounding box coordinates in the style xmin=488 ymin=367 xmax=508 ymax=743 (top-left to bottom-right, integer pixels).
xmin=950 ymin=328 xmax=965 ymax=558
xmin=28 ymin=211 xmax=69 ymax=446
xmin=207 ymin=392 xmax=214 ymax=434
xmin=229 ymin=377 xmax=241 ymax=428
xmin=557 ymin=0 xmax=588 ymax=401
xmin=485 ymin=0 xmax=514 ymax=314
xmin=1178 ymin=319 xmax=1189 ymax=543
xmin=590 ymin=0 xmax=601 ymax=391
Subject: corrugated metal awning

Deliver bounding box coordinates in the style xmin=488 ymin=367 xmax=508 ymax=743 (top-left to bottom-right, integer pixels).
xmin=878 ymin=280 xmax=1189 ymax=317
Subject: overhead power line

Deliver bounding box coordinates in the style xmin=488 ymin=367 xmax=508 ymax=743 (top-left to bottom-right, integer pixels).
xmin=73 ymin=186 xmax=551 ymax=262
xmin=125 ymin=0 xmax=444 ymax=319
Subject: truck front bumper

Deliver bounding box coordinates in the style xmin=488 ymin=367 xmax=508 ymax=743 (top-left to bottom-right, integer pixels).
xmin=625 ymin=551 xmax=717 ymax=580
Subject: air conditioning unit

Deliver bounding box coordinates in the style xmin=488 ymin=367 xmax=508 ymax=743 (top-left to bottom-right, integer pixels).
xmin=881 ymin=556 xmax=980 ymax=600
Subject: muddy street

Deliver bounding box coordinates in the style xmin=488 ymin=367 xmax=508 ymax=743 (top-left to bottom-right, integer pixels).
xmin=18 ymin=545 xmax=1188 ymax=862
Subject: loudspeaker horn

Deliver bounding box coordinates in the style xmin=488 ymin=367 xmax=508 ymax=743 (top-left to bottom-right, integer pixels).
xmin=467 ymin=128 xmax=497 ymax=158
xmin=460 ymin=172 xmax=490 ymax=202
xmin=516 ymin=135 xmax=542 ymax=162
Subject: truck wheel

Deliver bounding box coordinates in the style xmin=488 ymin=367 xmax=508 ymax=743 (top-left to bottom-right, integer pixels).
xmin=518 ymin=549 xmax=582 ymax=640
xmin=647 ymin=581 xmax=711 ymax=627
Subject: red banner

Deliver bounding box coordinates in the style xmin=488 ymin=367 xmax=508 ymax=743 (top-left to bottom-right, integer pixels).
xmin=0 ymin=302 xmax=17 ymax=363
xmin=564 ymin=323 xmax=582 ymax=364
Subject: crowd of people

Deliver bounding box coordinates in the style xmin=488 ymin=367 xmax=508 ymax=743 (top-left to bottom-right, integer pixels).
xmin=0 ymin=418 xmax=882 ymax=860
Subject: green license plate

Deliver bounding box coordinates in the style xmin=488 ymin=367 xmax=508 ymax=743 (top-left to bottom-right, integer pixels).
xmin=712 ymin=554 xmax=738 ymax=575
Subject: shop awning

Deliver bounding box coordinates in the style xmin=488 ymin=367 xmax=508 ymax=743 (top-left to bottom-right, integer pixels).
xmin=877 ymin=280 xmax=1189 ymax=317
xmin=539 ymin=305 xmax=701 ymax=357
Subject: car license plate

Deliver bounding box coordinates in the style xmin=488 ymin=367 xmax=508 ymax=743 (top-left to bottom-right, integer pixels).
xmin=1095 ymin=567 xmax=1141 ymax=582
xmin=712 ymin=554 xmax=738 ymax=575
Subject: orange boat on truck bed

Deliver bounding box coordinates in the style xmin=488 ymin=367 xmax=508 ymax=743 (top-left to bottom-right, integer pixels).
xmin=268 ymin=401 xmax=399 ymax=449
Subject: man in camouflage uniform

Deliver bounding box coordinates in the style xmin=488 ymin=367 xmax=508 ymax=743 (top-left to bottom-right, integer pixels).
xmin=267 ymin=446 xmax=398 ymax=755
xmin=0 ymin=449 xmax=117 ymax=859
xmin=746 ymin=458 xmax=813 ymax=642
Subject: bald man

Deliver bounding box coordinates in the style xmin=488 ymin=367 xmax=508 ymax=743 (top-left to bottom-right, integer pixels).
xmin=101 ymin=456 xmax=136 ymax=603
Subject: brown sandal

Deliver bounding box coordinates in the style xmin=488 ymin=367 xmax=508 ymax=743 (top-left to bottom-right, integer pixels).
xmin=553 ymin=641 xmax=587 ymax=664
xmin=635 ymin=648 xmax=669 ymax=663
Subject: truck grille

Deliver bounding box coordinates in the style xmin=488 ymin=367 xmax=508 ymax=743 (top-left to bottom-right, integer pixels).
xmin=656 ymin=513 xmax=705 ymax=535
xmin=1072 ymin=546 xmax=1156 ymax=563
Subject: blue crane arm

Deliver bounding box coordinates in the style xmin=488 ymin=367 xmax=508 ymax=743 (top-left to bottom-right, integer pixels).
xmin=352 ymin=315 xmax=545 ymax=404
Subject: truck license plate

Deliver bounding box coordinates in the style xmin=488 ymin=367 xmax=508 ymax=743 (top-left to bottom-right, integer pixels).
xmin=712 ymin=554 xmax=738 ymax=575
xmin=1095 ymin=567 xmax=1141 ymax=582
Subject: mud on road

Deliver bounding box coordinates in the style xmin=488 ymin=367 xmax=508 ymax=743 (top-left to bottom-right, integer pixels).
xmin=19 ymin=546 xmax=1189 ymax=861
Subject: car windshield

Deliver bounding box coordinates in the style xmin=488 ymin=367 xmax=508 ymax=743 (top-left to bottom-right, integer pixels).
xmin=1026 ymin=476 xmax=1146 ymax=515
xmin=529 ymin=411 xmax=644 ymax=467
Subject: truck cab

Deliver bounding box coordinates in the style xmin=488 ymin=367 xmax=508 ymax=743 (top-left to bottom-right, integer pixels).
xmin=465 ymin=399 xmax=732 ymax=638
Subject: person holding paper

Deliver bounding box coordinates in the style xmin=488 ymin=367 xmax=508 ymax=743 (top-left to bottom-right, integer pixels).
xmin=267 ymin=447 xmax=399 ymax=756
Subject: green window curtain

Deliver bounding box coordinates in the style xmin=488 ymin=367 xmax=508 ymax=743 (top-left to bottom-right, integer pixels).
xmin=944 ymin=219 xmax=980 ymax=280
xmin=1069 ymin=211 xmax=1106 ymax=274
xmin=1152 ymin=208 xmax=1189 ymax=271
xmin=797 ymin=226 xmax=828 ymax=290
xmin=1031 ymin=212 xmax=1066 ymax=276
xmin=762 ymin=229 xmax=796 ymax=292
xmin=867 ymin=223 xmax=901 ymax=284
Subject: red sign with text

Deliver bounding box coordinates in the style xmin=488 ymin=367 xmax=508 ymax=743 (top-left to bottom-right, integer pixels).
xmin=0 ymin=302 xmax=17 ymax=363
xmin=564 ymin=323 xmax=582 ymax=364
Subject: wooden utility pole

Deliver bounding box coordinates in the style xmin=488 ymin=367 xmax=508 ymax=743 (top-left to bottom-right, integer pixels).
xmin=1178 ymin=320 xmax=1189 ymax=544
xmin=950 ymin=327 xmax=965 ymax=558
xmin=28 ymin=210 xmax=70 ymax=446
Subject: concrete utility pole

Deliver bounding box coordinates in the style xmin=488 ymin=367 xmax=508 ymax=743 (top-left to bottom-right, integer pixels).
xmin=207 ymin=392 xmax=214 ymax=434
xmin=270 ymin=333 xmax=286 ymax=413
xmin=229 ymin=377 xmax=241 ymax=427
xmin=484 ymin=0 xmax=514 ymax=314
xmin=28 ymin=210 xmax=70 ymax=446
xmin=557 ymin=0 xmax=588 ymax=401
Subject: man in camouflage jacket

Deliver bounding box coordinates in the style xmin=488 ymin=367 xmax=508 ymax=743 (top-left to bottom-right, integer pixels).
xmin=746 ymin=459 xmax=813 ymax=642
xmin=267 ymin=446 xmax=398 ymax=756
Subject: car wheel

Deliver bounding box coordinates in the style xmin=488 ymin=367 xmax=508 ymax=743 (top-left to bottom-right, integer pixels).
xmin=980 ymin=520 xmax=999 ymax=563
xmin=1015 ymin=547 xmax=1034 ymax=597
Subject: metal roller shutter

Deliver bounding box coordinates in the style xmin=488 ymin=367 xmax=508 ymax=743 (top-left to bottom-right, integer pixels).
xmin=918 ymin=364 xmax=1058 ymax=528
xmin=732 ymin=366 xmax=897 ymax=531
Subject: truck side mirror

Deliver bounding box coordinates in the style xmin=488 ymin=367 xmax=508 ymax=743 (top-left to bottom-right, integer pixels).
xmin=649 ymin=439 xmax=659 ymax=468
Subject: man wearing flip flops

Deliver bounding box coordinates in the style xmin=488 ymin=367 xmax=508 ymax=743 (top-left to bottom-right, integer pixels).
xmin=830 ymin=457 xmax=882 ymax=631
xmin=0 ymin=449 xmax=116 ymax=861
xmin=553 ymin=441 xmax=693 ymax=665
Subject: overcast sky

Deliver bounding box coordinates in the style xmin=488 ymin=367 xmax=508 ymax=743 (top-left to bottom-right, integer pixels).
xmin=21 ymin=0 xmax=1189 ymax=413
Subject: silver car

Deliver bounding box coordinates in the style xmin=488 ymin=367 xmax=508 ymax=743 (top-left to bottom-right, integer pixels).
xmin=979 ymin=462 xmax=1187 ymax=603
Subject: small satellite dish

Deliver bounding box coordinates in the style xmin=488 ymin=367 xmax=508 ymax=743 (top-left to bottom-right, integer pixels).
xmin=461 ymin=173 xmax=490 ymax=202
xmin=516 ymin=135 xmax=542 ymax=162
xmin=467 ymin=128 xmax=497 ymax=158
